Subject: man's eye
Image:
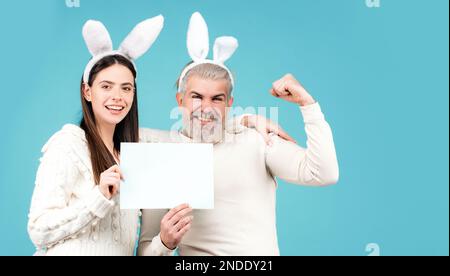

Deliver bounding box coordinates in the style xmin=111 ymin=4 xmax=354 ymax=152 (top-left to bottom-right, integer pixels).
xmin=213 ymin=98 xmax=224 ymax=102
xmin=192 ymin=95 xmax=201 ymax=99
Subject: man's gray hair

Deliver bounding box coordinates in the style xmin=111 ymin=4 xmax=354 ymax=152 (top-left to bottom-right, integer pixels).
xmin=177 ymin=63 xmax=234 ymax=97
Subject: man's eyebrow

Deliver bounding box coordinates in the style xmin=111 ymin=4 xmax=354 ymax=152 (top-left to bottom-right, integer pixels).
xmin=191 ymin=91 xmax=203 ymax=96
xmin=212 ymin=93 xmax=226 ymax=98
xmin=189 ymin=91 xmax=226 ymax=98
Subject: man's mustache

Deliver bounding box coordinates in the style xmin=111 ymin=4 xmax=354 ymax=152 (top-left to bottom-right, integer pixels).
xmin=190 ymin=110 xmax=221 ymax=122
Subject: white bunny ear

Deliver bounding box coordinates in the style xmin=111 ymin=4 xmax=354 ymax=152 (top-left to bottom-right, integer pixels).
xmin=119 ymin=15 xmax=164 ymax=60
xmin=213 ymin=36 xmax=238 ymax=64
xmin=187 ymin=12 xmax=209 ymax=61
xmin=82 ymin=20 xmax=113 ymax=56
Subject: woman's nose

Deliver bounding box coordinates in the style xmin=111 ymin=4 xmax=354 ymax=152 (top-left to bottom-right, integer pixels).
xmin=111 ymin=87 xmax=123 ymax=100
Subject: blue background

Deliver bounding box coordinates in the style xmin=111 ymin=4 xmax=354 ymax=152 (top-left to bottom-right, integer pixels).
xmin=0 ymin=0 xmax=448 ymax=256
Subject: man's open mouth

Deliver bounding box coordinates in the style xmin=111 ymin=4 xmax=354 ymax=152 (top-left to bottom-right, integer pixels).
xmin=193 ymin=114 xmax=216 ymax=124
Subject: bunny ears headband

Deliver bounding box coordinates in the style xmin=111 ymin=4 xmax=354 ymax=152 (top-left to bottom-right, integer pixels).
xmin=82 ymin=15 xmax=164 ymax=84
xmin=178 ymin=12 xmax=239 ymax=92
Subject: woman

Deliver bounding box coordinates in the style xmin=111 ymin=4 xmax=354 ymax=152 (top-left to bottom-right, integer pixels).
xmin=27 ymin=16 xmax=193 ymax=256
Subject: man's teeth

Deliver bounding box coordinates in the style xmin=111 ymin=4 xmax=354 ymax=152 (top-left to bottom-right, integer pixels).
xmin=194 ymin=116 xmax=214 ymax=122
xmin=107 ymin=105 xmax=124 ymax=111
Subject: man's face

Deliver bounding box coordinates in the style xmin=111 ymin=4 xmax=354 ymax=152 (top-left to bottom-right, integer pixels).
xmin=176 ymin=75 xmax=234 ymax=143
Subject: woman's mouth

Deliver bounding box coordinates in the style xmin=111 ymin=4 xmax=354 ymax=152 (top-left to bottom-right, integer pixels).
xmin=105 ymin=105 xmax=125 ymax=114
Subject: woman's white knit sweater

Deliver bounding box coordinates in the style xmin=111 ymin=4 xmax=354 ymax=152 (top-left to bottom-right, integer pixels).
xmin=27 ymin=124 xmax=171 ymax=256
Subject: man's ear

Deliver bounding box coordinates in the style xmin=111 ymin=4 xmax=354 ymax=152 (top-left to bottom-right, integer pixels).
xmin=83 ymin=83 xmax=92 ymax=102
xmin=176 ymin=92 xmax=184 ymax=107
xmin=227 ymin=96 xmax=234 ymax=107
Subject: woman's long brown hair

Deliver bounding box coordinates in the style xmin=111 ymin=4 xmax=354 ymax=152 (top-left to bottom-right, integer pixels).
xmin=80 ymin=55 xmax=139 ymax=184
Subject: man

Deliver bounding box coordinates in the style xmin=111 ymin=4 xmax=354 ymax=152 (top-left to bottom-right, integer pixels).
xmin=138 ymin=66 xmax=339 ymax=255
xmin=137 ymin=12 xmax=339 ymax=256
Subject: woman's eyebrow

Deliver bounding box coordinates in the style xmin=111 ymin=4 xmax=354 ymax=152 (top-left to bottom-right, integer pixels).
xmin=99 ymin=80 xmax=115 ymax=85
xmin=98 ymin=80 xmax=133 ymax=86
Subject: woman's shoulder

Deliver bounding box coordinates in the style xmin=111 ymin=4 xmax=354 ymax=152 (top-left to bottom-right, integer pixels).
xmin=40 ymin=124 xmax=93 ymax=178
xmin=41 ymin=124 xmax=87 ymax=154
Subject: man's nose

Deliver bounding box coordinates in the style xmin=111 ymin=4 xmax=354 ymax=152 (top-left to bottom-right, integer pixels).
xmin=201 ymin=98 xmax=213 ymax=110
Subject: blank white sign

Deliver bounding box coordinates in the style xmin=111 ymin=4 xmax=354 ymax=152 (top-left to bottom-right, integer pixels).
xmin=120 ymin=143 xmax=214 ymax=209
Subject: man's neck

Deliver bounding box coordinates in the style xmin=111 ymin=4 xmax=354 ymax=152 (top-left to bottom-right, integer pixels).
xmin=180 ymin=128 xmax=225 ymax=145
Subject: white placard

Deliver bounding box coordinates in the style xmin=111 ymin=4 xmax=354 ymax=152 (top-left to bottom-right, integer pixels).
xmin=120 ymin=143 xmax=214 ymax=209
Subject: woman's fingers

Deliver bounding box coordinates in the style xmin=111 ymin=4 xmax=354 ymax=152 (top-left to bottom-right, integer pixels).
xmin=106 ymin=165 xmax=123 ymax=179
xmin=255 ymin=124 xmax=271 ymax=144
xmin=103 ymin=172 xmax=120 ymax=179
xmin=108 ymin=182 xmax=120 ymax=196
xmin=277 ymin=128 xmax=297 ymax=143
xmin=98 ymin=166 xmax=123 ymax=199
xmin=107 ymin=164 xmax=120 ymax=173
xmin=252 ymin=116 xmax=274 ymax=145
xmin=102 ymin=176 xmax=120 ymax=184
xmin=105 ymin=179 xmax=120 ymax=192
xmin=101 ymin=175 xmax=121 ymax=195
xmin=269 ymin=124 xmax=297 ymax=144
xmin=253 ymin=116 xmax=297 ymax=145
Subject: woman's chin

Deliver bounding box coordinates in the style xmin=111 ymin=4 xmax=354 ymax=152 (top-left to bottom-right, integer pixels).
xmin=99 ymin=116 xmax=126 ymax=127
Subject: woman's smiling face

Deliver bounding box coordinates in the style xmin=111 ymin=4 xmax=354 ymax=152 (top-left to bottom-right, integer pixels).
xmin=83 ymin=64 xmax=135 ymax=127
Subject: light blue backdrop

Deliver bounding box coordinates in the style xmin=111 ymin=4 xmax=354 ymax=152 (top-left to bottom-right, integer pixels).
xmin=0 ymin=0 xmax=448 ymax=256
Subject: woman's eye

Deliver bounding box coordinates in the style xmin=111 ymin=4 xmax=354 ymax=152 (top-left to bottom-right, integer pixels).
xmin=102 ymin=85 xmax=111 ymax=90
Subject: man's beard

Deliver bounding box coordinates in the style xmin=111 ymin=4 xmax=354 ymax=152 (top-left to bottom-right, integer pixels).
xmin=182 ymin=109 xmax=224 ymax=144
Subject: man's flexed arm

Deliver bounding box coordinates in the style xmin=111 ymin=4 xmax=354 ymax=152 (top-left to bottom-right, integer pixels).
xmin=265 ymin=74 xmax=339 ymax=186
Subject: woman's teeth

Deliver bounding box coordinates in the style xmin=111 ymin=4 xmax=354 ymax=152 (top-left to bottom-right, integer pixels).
xmin=106 ymin=105 xmax=124 ymax=111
